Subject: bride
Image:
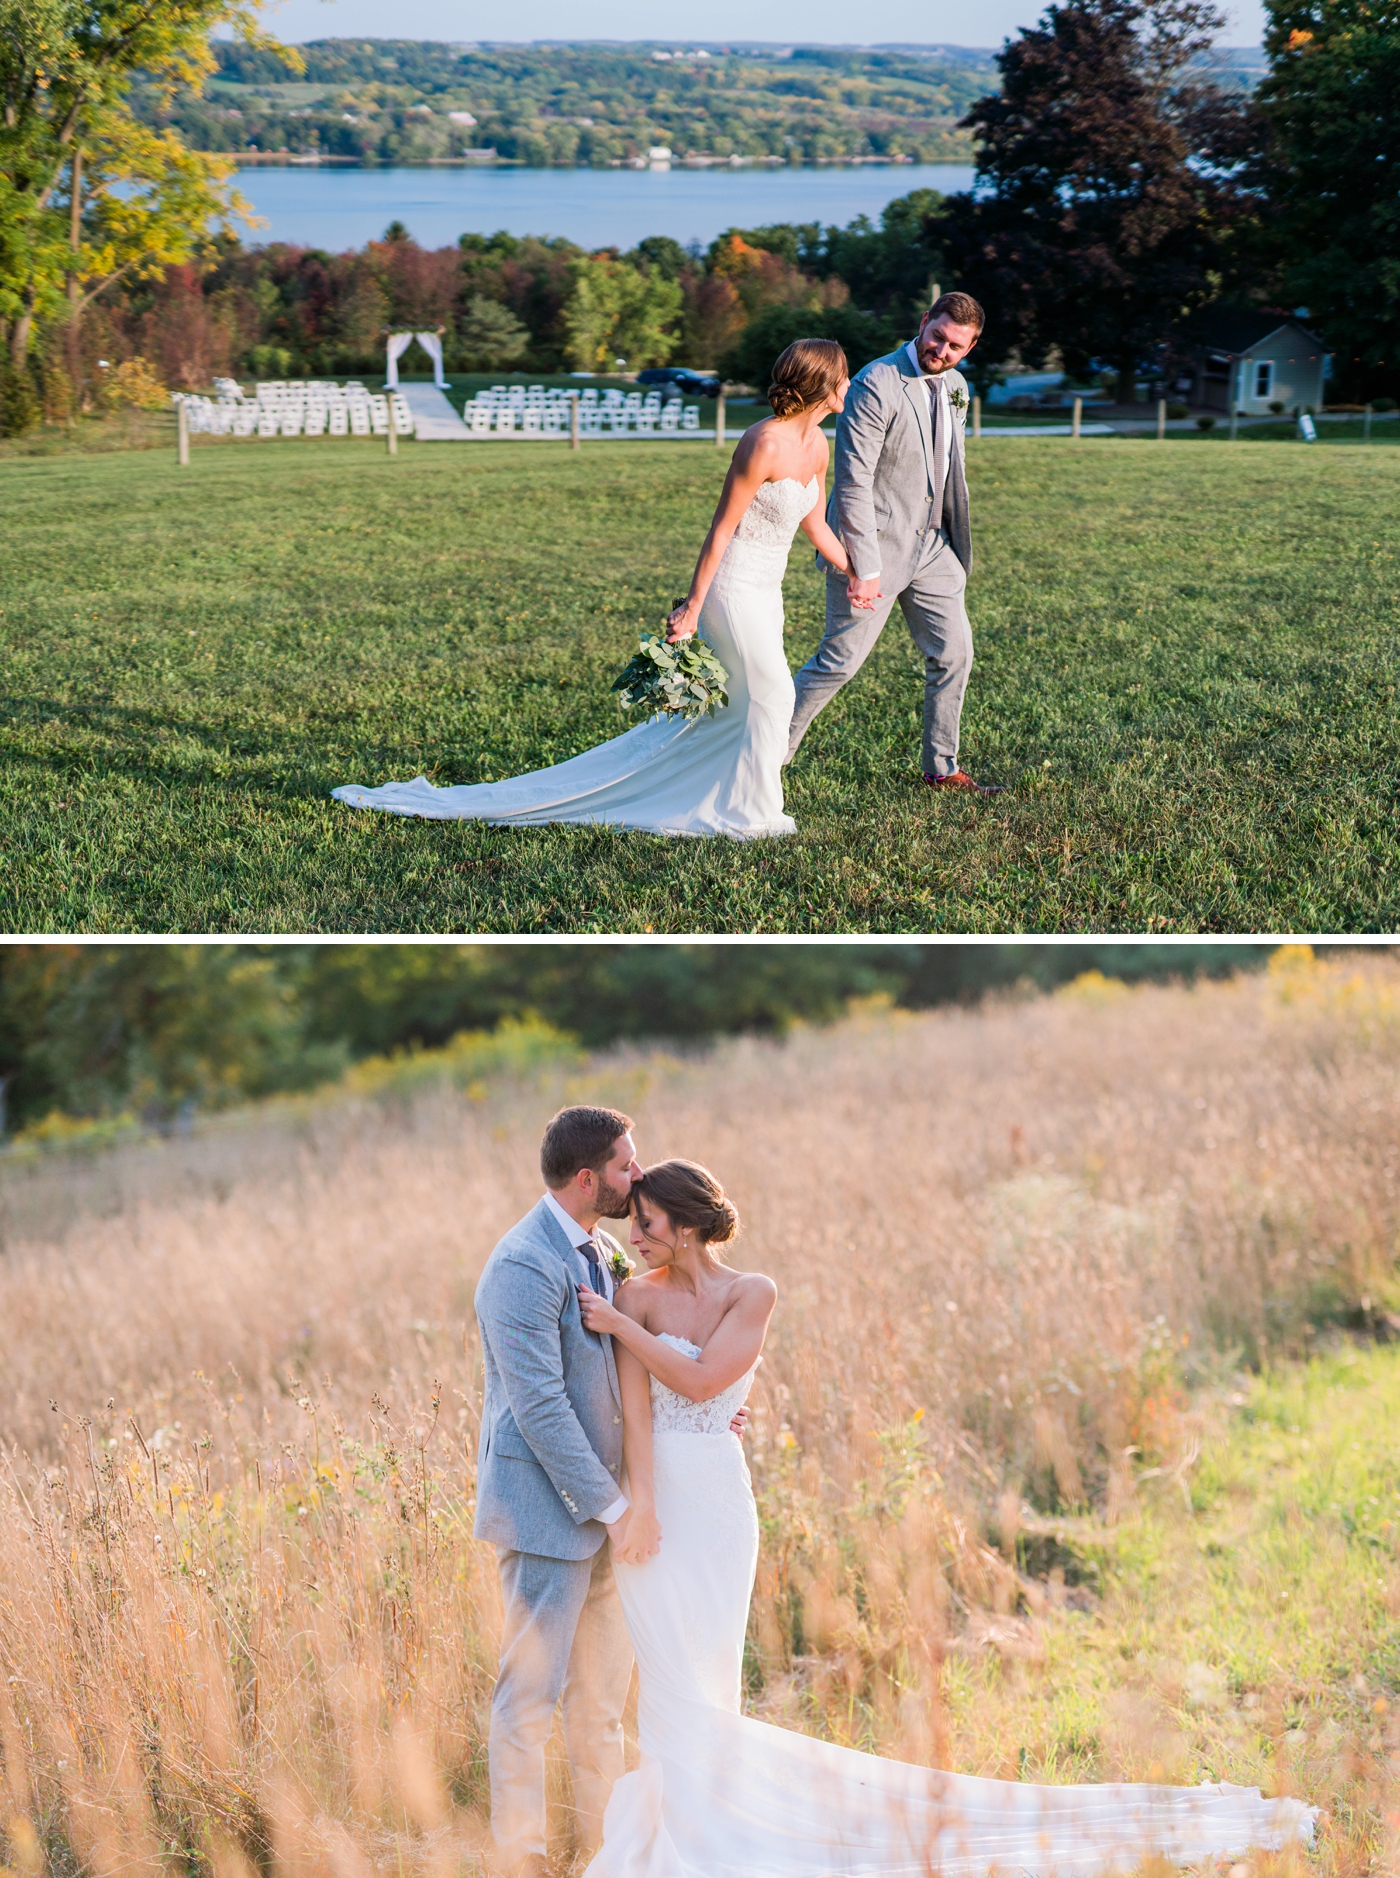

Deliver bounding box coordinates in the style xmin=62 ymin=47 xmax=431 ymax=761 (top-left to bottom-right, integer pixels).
xmin=331 ymin=341 xmax=861 ymax=839
xmin=576 ymin=1159 xmax=1316 ymax=1878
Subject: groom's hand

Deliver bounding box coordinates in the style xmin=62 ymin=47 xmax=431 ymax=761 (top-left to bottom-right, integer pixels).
xmin=847 ymin=575 xmax=882 ymax=612
xmin=610 ymin=1505 xmax=662 ymax=1564
xmin=729 ymin=1405 xmax=750 ymax=1437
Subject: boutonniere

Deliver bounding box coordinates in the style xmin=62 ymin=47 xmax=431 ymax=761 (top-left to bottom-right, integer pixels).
xmin=948 ymin=385 xmax=967 ymax=413
xmin=604 ymin=1242 xmax=635 ymax=1286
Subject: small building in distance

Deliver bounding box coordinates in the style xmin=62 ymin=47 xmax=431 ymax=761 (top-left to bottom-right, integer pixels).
xmin=1172 ymin=311 xmax=1330 ymax=415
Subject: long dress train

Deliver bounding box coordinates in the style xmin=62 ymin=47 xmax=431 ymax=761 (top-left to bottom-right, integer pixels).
xmin=587 ymin=1334 xmax=1316 ymax=1878
xmin=330 ymin=477 xmax=821 ymax=839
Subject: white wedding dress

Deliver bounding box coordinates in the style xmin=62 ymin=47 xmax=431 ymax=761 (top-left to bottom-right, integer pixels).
xmin=330 ymin=476 xmax=820 ymax=838
xmin=588 ymin=1334 xmax=1316 ymax=1878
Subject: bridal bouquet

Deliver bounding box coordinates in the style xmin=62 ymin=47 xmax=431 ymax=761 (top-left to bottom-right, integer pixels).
xmin=611 ymin=629 xmax=730 ymax=721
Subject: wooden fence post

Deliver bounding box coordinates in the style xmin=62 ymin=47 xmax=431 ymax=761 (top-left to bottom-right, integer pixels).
xmin=1364 ymin=402 xmax=1373 ymax=441
xmin=387 ymin=404 xmax=397 ymax=456
xmin=972 ymin=394 xmax=981 ymax=440
xmin=570 ymin=393 xmax=580 ymax=452
xmin=1071 ymin=395 xmax=1082 ymax=439
xmin=176 ymin=396 xmax=189 ymax=468
xmin=715 ymin=385 xmax=726 ymax=450
xmin=1157 ymin=397 xmax=1166 ymax=441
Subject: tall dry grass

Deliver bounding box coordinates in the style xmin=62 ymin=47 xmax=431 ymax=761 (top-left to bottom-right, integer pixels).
xmin=1 ymin=946 xmax=1397 ymax=1876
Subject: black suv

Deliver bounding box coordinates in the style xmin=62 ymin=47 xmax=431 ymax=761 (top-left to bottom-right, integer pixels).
xmin=636 ymin=367 xmax=722 ymax=399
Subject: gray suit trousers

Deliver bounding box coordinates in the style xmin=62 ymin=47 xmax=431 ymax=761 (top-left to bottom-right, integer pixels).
xmin=490 ymin=1544 xmax=633 ymax=1869
xmin=786 ymin=532 xmax=972 ymax=778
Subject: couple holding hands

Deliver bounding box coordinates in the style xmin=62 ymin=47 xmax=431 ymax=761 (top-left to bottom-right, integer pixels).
xmin=336 ymin=293 xmax=1003 ymax=835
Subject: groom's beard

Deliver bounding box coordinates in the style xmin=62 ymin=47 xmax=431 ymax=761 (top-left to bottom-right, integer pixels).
xmin=595 ymin=1173 xmax=635 ymax=1220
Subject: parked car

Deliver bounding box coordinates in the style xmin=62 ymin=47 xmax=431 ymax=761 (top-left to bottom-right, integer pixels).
xmin=636 ymin=367 xmax=722 ymax=399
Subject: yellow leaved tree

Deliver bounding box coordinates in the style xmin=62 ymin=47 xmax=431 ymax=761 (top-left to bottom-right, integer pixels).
xmin=0 ymin=0 xmax=292 ymax=402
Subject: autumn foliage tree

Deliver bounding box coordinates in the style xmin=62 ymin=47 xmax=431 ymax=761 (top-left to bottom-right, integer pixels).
xmin=0 ymin=0 xmax=279 ymax=426
xmin=936 ymin=0 xmax=1250 ymax=400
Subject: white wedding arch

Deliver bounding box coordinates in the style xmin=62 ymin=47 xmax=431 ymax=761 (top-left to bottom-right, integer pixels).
xmin=385 ymin=331 xmax=447 ymax=388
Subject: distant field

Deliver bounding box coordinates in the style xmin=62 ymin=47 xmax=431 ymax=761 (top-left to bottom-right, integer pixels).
xmin=0 ymin=960 xmax=1396 ymax=1875
xmin=1 ymin=432 xmax=1397 ymax=933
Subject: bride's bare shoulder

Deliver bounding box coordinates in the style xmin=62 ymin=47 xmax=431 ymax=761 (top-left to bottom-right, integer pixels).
xmin=616 ymin=1268 xmax=667 ymax=1321
xmin=729 ymin=1270 xmax=778 ymax=1309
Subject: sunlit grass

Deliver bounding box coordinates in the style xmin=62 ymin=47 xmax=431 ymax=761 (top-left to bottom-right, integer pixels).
xmin=1 ymin=435 xmax=1398 ymax=931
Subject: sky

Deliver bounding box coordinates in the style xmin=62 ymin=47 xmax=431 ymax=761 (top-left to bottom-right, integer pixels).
xmin=258 ymin=0 xmax=1267 ymax=50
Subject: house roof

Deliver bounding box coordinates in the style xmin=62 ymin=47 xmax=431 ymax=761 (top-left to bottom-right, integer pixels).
xmin=1182 ymin=308 xmax=1326 ymax=356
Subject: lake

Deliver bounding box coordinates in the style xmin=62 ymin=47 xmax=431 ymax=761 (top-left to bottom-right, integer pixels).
xmin=232 ymin=163 xmax=976 ymax=251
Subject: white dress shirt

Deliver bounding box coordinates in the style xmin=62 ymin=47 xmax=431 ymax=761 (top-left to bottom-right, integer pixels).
xmin=542 ymin=1189 xmax=629 ymax=1526
xmin=906 ymin=339 xmax=954 ymax=489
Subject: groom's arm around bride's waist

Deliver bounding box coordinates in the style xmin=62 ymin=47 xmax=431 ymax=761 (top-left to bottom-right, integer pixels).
xmin=474 ymin=1242 xmax=622 ymax=1533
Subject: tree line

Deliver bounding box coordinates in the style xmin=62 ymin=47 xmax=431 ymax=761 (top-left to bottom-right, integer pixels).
xmin=0 ymin=944 xmax=1270 ymax=1139
xmin=2 ymin=0 xmax=1396 ymax=432
xmin=167 ymin=40 xmax=992 ymax=169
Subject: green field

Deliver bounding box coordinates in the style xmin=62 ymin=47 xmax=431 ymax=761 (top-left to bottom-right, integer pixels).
xmin=2 ymin=432 xmax=1397 ymax=934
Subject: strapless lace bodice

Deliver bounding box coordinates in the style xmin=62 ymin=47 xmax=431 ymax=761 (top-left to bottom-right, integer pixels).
xmin=716 ymin=475 xmax=820 ymax=587
xmin=649 ymin=1332 xmax=756 ymax=1435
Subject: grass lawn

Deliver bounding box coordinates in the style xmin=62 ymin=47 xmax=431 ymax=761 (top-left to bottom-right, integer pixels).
xmin=1 ymin=431 xmax=1397 ymax=933
xmin=934 ymin=1339 xmax=1400 ymax=1877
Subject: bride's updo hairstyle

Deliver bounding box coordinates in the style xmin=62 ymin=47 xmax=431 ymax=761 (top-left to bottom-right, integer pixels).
xmin=631 ymin=1159 xmax=740 ymax=1250
xmin=767 ymin=338 xmax=848 ymax=419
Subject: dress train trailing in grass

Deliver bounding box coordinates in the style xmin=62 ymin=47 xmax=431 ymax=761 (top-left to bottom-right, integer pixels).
xmin=580 ymin=1164 xmax=1319 ymax=1878
xmin=331 ymin=477 xmax=818 ymax=840
xmin=332 ymin=339 xmax=866 ymax=840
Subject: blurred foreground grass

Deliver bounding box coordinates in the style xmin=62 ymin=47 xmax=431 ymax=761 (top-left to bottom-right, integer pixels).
xmin=2 ymin=955 xmax=1399 ymax=1873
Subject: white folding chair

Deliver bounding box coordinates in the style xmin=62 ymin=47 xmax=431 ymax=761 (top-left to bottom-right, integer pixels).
xmin=681 ymin=405 xmax=700 ymax=430
xmin=470 ymin=404 xmax=492 ymax=435
xmin=660 ymin=402 xmax=680 ymax=432
xmin=391 ymin=399 xmax=413 ymax=435
xmin=370 ymin=396 xmax=389 ymax=434
xmin=281 ymin=406 xmax=304 ymax=436
xmin=521 ymin=409 xmax=542 ymax=434
xmin=350 ymin=404 xmax=370 ymax=436
xmin=257 ymin=409 xmax=279 ymax=437
xmin=305 ymin=405 xmax=327 ymax=436
xmin=495 ymin=406 xmax=517 ymax=434
xmin=329 ymin=406 xmax=348 ymax=436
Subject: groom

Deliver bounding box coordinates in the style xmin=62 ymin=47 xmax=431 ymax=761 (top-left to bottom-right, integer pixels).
xmin=786 ymin=291 xmax=1003 ymax=795
xmin=474 ymin=1105 xmax=641 ymax=1878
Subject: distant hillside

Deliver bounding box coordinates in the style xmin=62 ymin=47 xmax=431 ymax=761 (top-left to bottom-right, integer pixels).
xmin=147 ymin=39 xmax=1001 ymax=165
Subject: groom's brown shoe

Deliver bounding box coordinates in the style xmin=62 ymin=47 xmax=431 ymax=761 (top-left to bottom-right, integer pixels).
xmin=924 ymin=769 xmax=1005 ymax=795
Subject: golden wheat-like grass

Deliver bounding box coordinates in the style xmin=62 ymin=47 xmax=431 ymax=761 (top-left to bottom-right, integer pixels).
xmin=0 ymin=948 xmax=1396 ymax=1876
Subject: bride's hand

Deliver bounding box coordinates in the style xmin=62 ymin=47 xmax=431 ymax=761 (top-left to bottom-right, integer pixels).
xmin=578 ymin=1283 xmax=624 ymax=1334
xmin=665 ymin=597 xmax=699 ymax=642
xmin=614 ymin=1505 xmax=662 ymax=1564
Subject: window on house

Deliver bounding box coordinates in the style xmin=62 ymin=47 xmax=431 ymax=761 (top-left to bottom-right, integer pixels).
xmin=1253 ymin=360 xmax=1274 ymax=400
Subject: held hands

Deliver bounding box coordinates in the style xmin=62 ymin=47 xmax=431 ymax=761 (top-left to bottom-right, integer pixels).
xmin=609 ymin=1504 xmax=662 ymax=1565
xmin=846 ymin=574 xmax=883 ymax=612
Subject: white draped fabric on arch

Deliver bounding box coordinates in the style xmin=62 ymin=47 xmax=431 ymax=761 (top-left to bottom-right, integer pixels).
xmin=385 ymin=331 xmax=447 ymax=388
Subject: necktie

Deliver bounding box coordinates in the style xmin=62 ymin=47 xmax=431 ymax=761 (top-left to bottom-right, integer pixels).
xmin=580 ymin=1235 xmax=607 ymax=1296
xmin=929 ymin=376 xmax=948 ymax=523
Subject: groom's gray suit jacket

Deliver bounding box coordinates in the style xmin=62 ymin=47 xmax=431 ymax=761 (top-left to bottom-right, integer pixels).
xmin=473 ymin=1198 xmax=625 ymax=1560
xmin=823 ymin=345 xmax=972 ymax=590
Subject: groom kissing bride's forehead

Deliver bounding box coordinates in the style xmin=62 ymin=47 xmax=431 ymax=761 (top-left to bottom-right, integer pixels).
xmin=471 ymin=1107 xmax=1315 ymax=1878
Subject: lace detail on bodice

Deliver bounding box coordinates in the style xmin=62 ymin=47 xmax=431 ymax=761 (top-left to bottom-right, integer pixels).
xmin=650 ymin=1332 xmax=756 ymax=1435
xmin=715 ymin=475 xmax=820 ymax=588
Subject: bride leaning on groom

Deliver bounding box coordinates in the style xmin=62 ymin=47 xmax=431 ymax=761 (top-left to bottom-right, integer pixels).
xmin=334 ymin=292 xmax=1004 ymax=837
xmin=473 ymin=1104 xmax=1316 ymax=1878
